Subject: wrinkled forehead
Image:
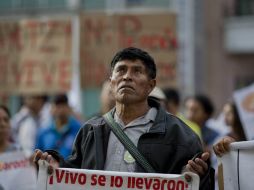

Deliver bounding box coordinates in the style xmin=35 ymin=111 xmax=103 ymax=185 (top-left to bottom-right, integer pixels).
xmin=113 ymin=59 xmax=146 ymax=69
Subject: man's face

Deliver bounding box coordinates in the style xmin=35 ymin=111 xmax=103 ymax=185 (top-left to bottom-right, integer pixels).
xmin=110 ymin=59 xmax=155 ymax=105
xmin=24 ymin=96 xmax=43 ymax=114
xmin=185 ymin=99 xmax=207 ymax=126
xmin=51 ymin=104 xmax=70 ymax=120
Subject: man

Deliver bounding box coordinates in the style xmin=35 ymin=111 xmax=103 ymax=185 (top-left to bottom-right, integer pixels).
xmin=34 ymin=47 xmax=214 ymax=189
xmin=12 ymin=95 xmax=50 ymax=157
xmin=35 ymin=94 xmax=81 ymax=159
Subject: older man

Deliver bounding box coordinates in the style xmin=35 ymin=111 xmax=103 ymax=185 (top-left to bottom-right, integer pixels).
xmin=34 ymin=47 xmax=214 ymax=189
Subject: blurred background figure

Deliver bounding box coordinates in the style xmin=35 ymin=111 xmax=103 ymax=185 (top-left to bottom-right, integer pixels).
xmin=100 ymin=81 xmax=115 ymax=115
xmin=163 ymin=88 xmax=202 ymax=139
xmin=184 ymin=94 xmax=222 ymax=190
xmin=0 ymin=104 xmax=37 ymax=190
xmin=148 ymin=86 xmax=167 ymax=108
xmin=90 ymin=81 xmax=116 ymax=119
xmin=162 ymin=87 xmax=179 ymax=115
xmin=184 ymin=94 xmax=221 ymax=149
xmin=35 ymin=94 xmax=81 ymax=159
xmin=11 ymin=95 xmax=51 ymax=157
xmin=223 ymin=101 xmax=246 ymax=141
xmin=0 ymin=105 xmax=19 ymax=153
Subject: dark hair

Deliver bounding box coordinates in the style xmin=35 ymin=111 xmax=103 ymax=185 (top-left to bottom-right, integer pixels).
xmin=163 ymin=88 xmax=180 ymax=106
xmin=110 ymin=47 xmax=156 ymax=79
xmin=0 ymin=104 xmax=11 ymax=118
xmin=192 ymin=95 xmax=214 ymax=117
xmin=53 ymin=94 xmax=68 ymax=105
xmin=231 ymin=102 xmax=246 ymax=141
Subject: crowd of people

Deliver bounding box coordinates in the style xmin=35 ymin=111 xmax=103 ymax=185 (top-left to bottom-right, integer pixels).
xmin=0 ymin=47 xmax=250 ymax=190
xmin=1 ymin=94 xmax=82 ymax=159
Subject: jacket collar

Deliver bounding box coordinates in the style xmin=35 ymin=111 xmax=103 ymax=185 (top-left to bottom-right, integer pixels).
xmin=108 ymin=97 xmax=167 ymax=134
xmin=147 ymin=97 xmax=166 ymax=134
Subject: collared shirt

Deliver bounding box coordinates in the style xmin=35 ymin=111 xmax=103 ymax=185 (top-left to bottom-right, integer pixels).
xmin=104 ymin=107 xmax=157 ymax=172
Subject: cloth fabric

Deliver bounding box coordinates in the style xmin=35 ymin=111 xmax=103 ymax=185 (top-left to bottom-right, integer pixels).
xmin=47 ymin=98 xmax=214 ymax=190
xmin=177 ymin=113 xmax=202 ymax=139
xmin=17 ymin=115 xmax=40 ymax=157
xmin=36 ymin=116 xmax=81 ymax=159
xmin=202 ymin=125 xmax=220 ymax=147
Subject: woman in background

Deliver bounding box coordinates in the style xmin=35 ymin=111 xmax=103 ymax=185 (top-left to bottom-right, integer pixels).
xmin=0 ymin=105 xmax=19 ymax=153
xmin=223 ymin=102 xmax=246 ymax=141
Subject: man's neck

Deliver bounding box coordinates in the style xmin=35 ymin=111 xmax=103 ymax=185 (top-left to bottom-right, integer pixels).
xmin=115 ymin=101 xmax=150 ymax=125
xmin=55 ymin=117 xmax=68 ymax=130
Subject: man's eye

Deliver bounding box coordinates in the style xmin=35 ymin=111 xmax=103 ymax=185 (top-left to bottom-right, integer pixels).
xmin=134 ymin=69 xmax=142 ymax=74
xmin=117 ymin=68 xmax=125 ymax=73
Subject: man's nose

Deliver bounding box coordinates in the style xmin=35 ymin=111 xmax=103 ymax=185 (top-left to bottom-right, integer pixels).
xmin=123 ymin=70 xmax=132 ymax=80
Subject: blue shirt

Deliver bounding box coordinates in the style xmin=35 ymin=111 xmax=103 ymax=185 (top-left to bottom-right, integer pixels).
xmin=35 ymin=116 xmax=81 ymax=159
xmin=202 ymin=125 xmax=220 ymax=147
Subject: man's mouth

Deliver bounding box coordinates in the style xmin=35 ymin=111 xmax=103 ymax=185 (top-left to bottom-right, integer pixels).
xmin=119 ymin=85 xmax=134 ymax=90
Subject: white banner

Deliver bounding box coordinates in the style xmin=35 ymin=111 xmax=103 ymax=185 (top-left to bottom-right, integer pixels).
xmin=0 ymin=150 xmax=37 ymax=190
xmin=233 ymin=83 xmax=254 ymax=140
xmin=217 ymin=141 xmax=254 ymax=190
xmin=37 ymin=160 xmax=199 ymax=190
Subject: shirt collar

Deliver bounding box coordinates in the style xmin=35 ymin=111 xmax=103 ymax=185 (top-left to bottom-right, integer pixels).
xmin=114 ymin=107 xmax=157 ymax=128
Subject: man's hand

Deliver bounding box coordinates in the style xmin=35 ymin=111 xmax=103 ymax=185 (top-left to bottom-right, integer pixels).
xmin=32 ymin=149 xmax=59 ymax=174
xmin=213 ymin=136 xmax=235 ymax=157
xmin=185 ymin=152 xmax=209 ymax=179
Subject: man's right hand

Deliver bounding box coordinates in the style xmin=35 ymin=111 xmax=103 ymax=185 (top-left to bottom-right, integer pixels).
xmin=213 ymin=136 xmax=235 ymax=157
xmin=33 ymin=149 xmax=60 ymax=174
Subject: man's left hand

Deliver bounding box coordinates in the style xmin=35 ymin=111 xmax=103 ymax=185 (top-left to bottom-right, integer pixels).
xmin=185 ymin=152 xmax=209 ymax=176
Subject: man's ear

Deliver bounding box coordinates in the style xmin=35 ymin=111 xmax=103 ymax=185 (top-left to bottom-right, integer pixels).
xmin=149 ymin=79 xmax=156 ymax=93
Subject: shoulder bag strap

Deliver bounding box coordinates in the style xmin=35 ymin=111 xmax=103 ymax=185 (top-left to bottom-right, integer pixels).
xmin=103 ymin=112 xmax=155 ymax=173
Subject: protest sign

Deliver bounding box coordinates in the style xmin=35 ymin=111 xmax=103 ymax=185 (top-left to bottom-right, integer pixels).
xmin=233 ymin=83 xmax=254 ymax=140
xmin=37 ymin=160 xmax=199 ymax=190
xmin=217 ymin=141 xmax=254 ymax=190
xmin=0 ymin=150 xmax=37 ymax=190
xmin=80 ymin=11 xmax=177 ymax=88
xmin=0 ymin=18 xmax=72 ymax=94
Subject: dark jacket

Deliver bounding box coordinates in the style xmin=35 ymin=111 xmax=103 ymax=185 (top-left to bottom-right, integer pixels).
xmin=49 ymin=99 xmax=214 ymax=189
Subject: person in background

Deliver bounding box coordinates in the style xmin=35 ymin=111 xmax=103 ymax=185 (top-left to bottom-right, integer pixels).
xmin=11 ymin=95 xmax=49 ymax=157
xmin=213 ymin=101 xmax=247 ymax=157
xmin=0 ymin=105 xmax=37 ymax=190
xmin=213 ymin=136 xmax=235 ymax=157
xmin=100 ymin=81 xmax=116 ymax=115
xmin=184 ymin=94 xmax=222 ymax=190
xmin=33 ymin=47 xmax=214 ymax=189
xmin=35 ymin=94 xmax=81 ymax=159
xmin=89 ymin=80 xmax=116 ymax=119
xmin=223 ymin=102 xmax=246 ymax=141
xmin=148 ymin=86 xmax=167 ymax=108
xmin=0 ymin=105 xmax=20 ymax=153
xmin=163 ymin=88 xmax=202 ymax=139
xmin=184 ymin=94 xmax=220 ymax=149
